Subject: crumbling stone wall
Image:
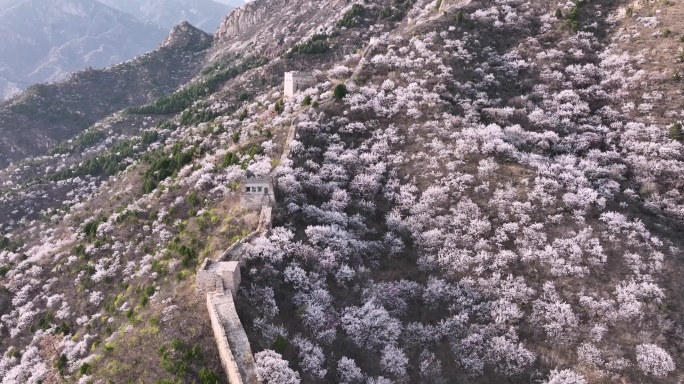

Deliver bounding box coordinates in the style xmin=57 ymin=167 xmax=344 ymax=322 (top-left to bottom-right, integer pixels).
xmin=196 ymin=259 xmax=222 ymax=294
xmin=196 ymin=259 xmax=240 ymax=295
xmin=208 ymin=291 xmax=260 ymax=384
xmin=197 ymin=258 xmax=259 ymax=383
xmin=207 ymin=292 xmax=246 ymax=384
xmin=198 ymin=111 xmax=298 ymax=383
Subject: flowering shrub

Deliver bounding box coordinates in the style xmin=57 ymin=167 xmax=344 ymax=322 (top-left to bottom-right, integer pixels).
xmin=255 ymin=350 xmax=301 ymax=384
xmin=635 ymin=344 xmax=675 ymax=377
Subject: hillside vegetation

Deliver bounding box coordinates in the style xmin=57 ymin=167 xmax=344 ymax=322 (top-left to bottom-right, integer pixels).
xmin=1 ymin=0 xmax=684 ymax=383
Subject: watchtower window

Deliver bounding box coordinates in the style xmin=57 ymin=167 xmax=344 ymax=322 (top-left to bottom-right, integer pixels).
xmin=264 ymin=187 xmax=268 ymax=194
xmin=257 ymin=187 xmax=263 ymax=192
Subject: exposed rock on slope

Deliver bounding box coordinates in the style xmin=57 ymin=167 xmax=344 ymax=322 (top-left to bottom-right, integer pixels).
xmin=161 ymin=20 xmax=215 ymax=48
xmin=213 ymin=0 xmax=351 ymax=58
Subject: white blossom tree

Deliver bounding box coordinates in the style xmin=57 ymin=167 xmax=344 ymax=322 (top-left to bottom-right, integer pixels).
xmin=255 ymin=350 xmax=301 ymax=384
xmin=340 ymin=301 xmax=401 ymax=350
xmin=337 ymin=356 xmax=364 ymax=383
xmin=635 ymin=344 xmax=675 ymax=378
xmin=544 ymin=369 xmax=587 ymax=384
xmin=380 ymin=344 xmax=408 ymax=379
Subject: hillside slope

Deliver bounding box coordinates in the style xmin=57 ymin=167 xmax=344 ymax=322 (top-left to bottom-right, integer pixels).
xmin=1 ymin=0 xmax=684 ymax=383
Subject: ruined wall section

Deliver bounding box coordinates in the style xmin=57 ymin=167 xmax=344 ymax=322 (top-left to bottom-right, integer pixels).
xmin=198 ymin=259 xmax=258 ymax=383
xmin=199 ymin=104 xmax=302 ymax=383
xmin=208 ymin=291 xmax=260 ymax=384
xmin=207 ymin=291 xmax=246 ymax=384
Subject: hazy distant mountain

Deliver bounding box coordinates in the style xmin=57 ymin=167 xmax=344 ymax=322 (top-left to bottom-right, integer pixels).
xmin=0 ymin=0 xmax=166 ymax=101
xmin=97 ymin=0 xmax=235 ymax=32
xmin=0 ymin=21 xmax=212 ymax=167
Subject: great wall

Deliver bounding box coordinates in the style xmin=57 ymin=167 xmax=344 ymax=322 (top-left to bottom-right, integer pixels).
xmin=195 ymin=176 xmax=273 ymax=384
xmin=195 ymin=78 xmax=305 ymax=382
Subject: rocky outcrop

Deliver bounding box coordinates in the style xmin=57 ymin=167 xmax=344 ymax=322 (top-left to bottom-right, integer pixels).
xmin=214 ymin=0 xmax=282 ymax=41
xmin=211 ymin=0 xmax=350 ymax=58
xmin=160 ymin=21 xmax=213 ymax=50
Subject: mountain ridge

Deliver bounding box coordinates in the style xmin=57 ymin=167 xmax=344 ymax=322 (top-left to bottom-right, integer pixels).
xmin=97 ymin=0 xmax=235 ymax=33
xmin=0 ymin=0 xmax=237 ymax=102
xmin=0 ymin=20 xmax=212 ymax=168
xmin=0 ymin=0 xmax=167 ymax=101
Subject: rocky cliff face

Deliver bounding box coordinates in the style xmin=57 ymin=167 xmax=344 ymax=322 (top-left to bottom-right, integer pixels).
xmin=214 ymin=0 xmax=275 ymax=39
xmin=213 ymin=0 xmax=350 ymax=58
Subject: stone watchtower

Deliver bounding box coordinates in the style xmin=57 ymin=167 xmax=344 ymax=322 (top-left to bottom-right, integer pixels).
xmin=240 ymin=170 xmax=274 ymax=209
xmin=284 ymin=71 xmax=315 ymax=97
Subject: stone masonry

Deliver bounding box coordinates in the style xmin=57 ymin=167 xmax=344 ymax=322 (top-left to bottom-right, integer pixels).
xmin=283 ymin=71 xmax=315 ymax=97
xmin=241 ymin=172 xmax=274 ymax=210
xmin=196 ymin=259 xmax=241 ymax=296
xmin=206 ymin=292 xmax=246 ymax=384
xmin=198 ymin=259 xmax=260 ymax=384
